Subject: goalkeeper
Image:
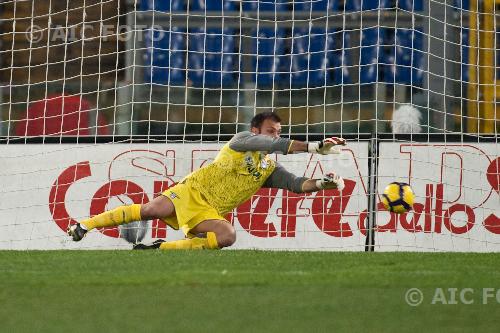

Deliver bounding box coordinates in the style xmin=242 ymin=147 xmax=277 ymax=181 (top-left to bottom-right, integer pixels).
xmin=68 ymin=112 xmax=346 ymax=250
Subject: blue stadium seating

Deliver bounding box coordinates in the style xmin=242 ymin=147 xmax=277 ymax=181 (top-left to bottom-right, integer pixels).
xmin=140 ymin=0 xmax=185 ymax=11
xmin=329 ymin=30 xmax=352 ymax=84
xmin=141 ymin=0 xmax=186 ymax=84
xmin=345 ymin=0 xmax=424 ymax=10
xmin=141 ymin=0 xmax=241 ymax=11
xmin=140 ymin=0 xmax=432 ymax=87
xmin=399 ymin=0 xmax=423 ymax=11
xmin=345 ymin=0 xmax=423 ymax=10
xmin=251 ymin=27 xmax=353 ymax=88
xmin=292 ymin=0 xmax=339 ymax=11
xmin=453 ymin=0 xmax=469 ymax=9
xmin=345 ymin=1 xmax=425 ymax=85
xmin=287 ymin=28 xmax=331 ymax=88
xmin=359 ymin=27 xmax=385 ymax=83
xmin=187 ymin=2 xmax=237 ymax=87
xmin=292 ymin=0 xmax=352 ymax=85
xmin=243 ymin=1 xmax=288 ymax=87
xmin=190 ymin=0 xmax=236 ymax=11
xmin=411 ymin=29 xmax=425 ymax=86
xmin=188 ymin=28 xmax=236 ymax=88
xmin=344 ymin=0 xmax=390 ymax=10
xmin=242 ymin=0 xmax=289 ymax=12
xmin=143 ymin=27 xmax=186 ymax=85
xmin=249 ymin=28 xmax=287 ymax=87
xmin=383 ymin=29 xmax=424 ymax=86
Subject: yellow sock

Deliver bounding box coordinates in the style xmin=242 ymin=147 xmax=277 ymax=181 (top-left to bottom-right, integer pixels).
xmin=80 ymin=204 xmax=142 ymax=231
xmin=159 ymin=232 xmax=219 ymax=250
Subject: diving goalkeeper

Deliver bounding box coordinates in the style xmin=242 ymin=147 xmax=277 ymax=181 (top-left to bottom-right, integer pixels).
xmin=68 ymin=112 xmax=346 ymax=250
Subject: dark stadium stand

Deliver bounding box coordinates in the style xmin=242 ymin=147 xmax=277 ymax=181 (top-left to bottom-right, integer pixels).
xmin=294 ymin=0 xmax=338 ymax=11
xmin=143 ymin=27 xmax=186 ymax=85
xmin=139 ymin=0 xmax=185 ymax=12
xmin=329 ymin=30 xmax=353 ymax=85
xmin=345 ymin=0 xmax=390 ymax=10
xmin=383 ymin=29 xmax=424 ymax=86
xmin=138 ymin=0 xmax=429 ymax=88
xmin=249 ymin=28 xmax=287 ymax=88
xmin=358 ymin=27 xmax=383 ymax=84
xmin=241 ymin=0 xmax=289 ymax=12
xmin=188 ymin=28 xmax=236 ymax=88
xmin=288 ymin=28 xmax=331 ymax=88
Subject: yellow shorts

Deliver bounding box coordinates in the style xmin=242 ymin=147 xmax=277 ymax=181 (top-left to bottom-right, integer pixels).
xmin=161 ymin=183 xmax=226 ymax=237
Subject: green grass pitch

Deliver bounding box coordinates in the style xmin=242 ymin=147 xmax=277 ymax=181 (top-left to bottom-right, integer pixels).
xmin=1 ymin=251 xmax=499 ymax=332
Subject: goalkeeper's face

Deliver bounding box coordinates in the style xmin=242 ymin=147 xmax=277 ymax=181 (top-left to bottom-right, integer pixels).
xmin=252 ymin=119 xmax=282 ymax=139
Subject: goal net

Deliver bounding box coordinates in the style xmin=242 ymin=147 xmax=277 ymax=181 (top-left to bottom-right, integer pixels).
xmin=0 ymin=0 xmax=498 ymax=251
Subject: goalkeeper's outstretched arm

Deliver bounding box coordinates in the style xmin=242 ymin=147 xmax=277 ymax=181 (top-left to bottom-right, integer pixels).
xmin=263 ymin=163 xmax=345 ymax=193
xmin=229 ymin=131 xmax=346 ymax=155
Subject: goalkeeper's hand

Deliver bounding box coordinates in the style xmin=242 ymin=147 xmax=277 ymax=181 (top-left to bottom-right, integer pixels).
xmin=316 ymin=172 xmax=345 ymax=191
xmin=308 ymin=137 xmax=346 ymax=155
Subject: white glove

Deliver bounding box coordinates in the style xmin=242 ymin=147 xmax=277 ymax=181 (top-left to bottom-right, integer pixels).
xmin=308 ymin=137 xmax=346 ymax=155
xmin=316 ymin=172 xmax=345 ymax=191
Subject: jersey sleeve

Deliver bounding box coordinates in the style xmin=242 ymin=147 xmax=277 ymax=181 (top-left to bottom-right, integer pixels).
xmin=263 ymin=162 xmax=308 ymax=193
xmin=228 ymin=131 xmax=293 ymax=155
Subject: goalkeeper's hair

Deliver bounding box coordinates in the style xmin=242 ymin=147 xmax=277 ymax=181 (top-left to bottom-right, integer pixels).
xmin=250 ymin=111 xmax=282 ymax=129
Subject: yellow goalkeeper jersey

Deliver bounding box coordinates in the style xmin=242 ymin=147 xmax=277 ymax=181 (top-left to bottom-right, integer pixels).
xmin=182 ymin=142 xmax=276 ymax=215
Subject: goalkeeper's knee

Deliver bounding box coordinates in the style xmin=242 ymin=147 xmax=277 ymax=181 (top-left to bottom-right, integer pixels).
xmin=216 ymin=228 xmax=236 ymax=248
xmin=140 ymin=195 xmax=175 ymax=220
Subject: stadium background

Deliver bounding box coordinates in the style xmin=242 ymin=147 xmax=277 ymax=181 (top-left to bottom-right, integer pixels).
xmin=1 ymin=0 xmax=497 ymax=137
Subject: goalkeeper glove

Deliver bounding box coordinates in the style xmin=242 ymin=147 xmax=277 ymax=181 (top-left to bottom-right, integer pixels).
xmin=316 ymin=173 xmax=345 ymax=191
xmin=308 ymin=137 xmax=346 ymax=155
